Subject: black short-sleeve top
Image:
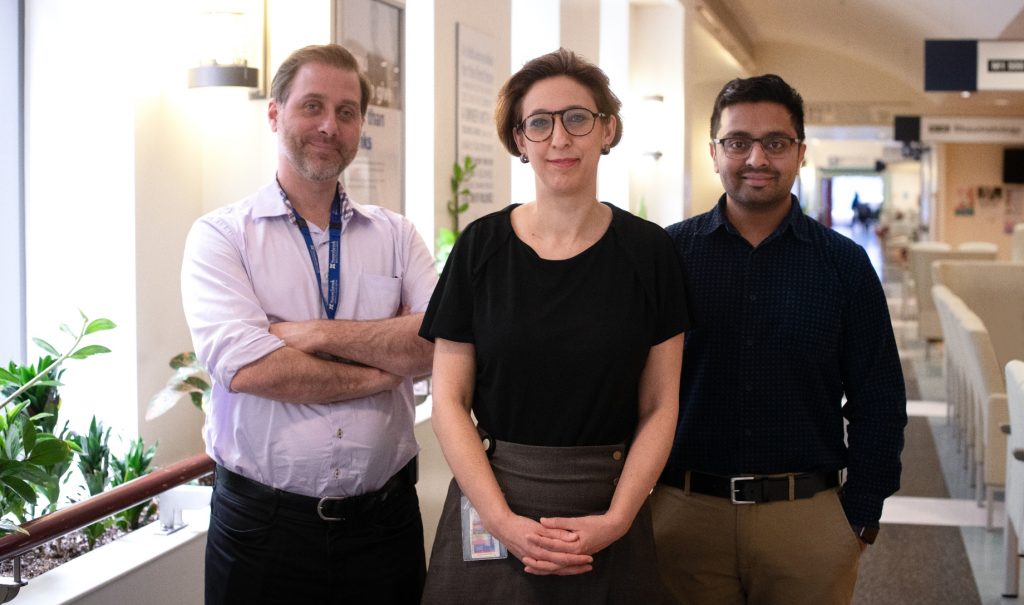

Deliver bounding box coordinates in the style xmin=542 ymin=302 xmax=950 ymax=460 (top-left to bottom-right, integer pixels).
xmin=419 ymin=203 xmax=690 ymax=447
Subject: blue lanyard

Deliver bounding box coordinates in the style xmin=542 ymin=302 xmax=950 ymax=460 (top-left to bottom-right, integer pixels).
xmin=291 ymin=189 xmax=344 ymax=320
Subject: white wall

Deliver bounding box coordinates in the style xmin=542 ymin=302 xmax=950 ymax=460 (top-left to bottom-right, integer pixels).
xmin=0 ymin=0 xmax=24 ymax=367
xmin=629 ymin=2 xmax=684 ymax=226
xmin=433 ymin=0 xmax=512 ymax=229
xmin=683 ymin=9 xmax=747 ymax=218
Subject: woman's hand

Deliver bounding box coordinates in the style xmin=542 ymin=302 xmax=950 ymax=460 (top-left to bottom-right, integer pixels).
xmin=490 ymin=511 xmax=595 ymax=576
xmin=536 ymin=512 xmax=630 ymax=561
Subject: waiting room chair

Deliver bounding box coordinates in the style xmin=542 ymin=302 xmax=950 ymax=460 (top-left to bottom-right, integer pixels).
xmin=1013 ymin=224 xmax=1024 ymax=262
xmin=932 ymin=261 xmax=1024 ymax=373
xmin=958 ymin=241 xmax=999 ymax=254
xmin=1002 ymin=360 xmax=1024 ymax=597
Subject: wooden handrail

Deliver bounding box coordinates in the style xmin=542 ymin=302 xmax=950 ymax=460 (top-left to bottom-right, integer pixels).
xmin=0 ymin=453 xmax=214 ymax=561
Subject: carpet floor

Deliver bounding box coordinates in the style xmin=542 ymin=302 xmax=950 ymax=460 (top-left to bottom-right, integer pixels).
xmin=852 ymin=417 xmax=981 ymax=604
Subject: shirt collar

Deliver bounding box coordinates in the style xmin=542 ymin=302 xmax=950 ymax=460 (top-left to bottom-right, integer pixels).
xmin=699 ymin=193 xmax=811 ymax=243
xmin=250 ymin=179 xmax=373 ymax=224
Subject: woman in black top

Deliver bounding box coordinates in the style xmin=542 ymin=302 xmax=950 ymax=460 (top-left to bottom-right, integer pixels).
xmin=419 ymin=48 xmax=689 ymax=604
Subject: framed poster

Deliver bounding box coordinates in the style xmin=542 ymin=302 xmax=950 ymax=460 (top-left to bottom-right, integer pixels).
xmin=333 ymin=0 xmax=404 ymax=213
xmin=456 ymin=23 xmax=497 ymax=213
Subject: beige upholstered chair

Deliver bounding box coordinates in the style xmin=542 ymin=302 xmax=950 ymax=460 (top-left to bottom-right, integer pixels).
xmin=908 ymin=243 xmax=997 ymax=344
xmin=907 ymin=241 xmax=950 ymax=331
xmin=1003 ymin=360 xmax=1024 ymax=597
xmin=958 ymin=241 xmax=999 ymax=254
xmin=913 ymin=243 xmax=999 ymax=343
xmin=933 ymin=286 xmax=971 ymax=441
xmin=935 ymin=292 xmax=1007 ymax=527
xmin=932 ymin=261 xmax=1024 ymax=372
xmin=959 ymin=309 xmax=1008 ymax=528
xmin=1013 ymin=224 xmax=1024 ymax=262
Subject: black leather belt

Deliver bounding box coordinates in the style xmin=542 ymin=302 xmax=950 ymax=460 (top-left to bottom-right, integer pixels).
xmin=215 ymin=457 xmax=417 ymax=521
xmin=660 ymin=470 xmax=840 ymax=504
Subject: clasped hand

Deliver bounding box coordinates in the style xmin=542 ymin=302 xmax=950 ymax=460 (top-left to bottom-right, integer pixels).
xmin=495 ymin=512 xmax=628 ymax=576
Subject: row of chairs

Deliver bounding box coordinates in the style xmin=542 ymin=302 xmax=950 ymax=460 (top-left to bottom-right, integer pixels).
xmin=909 ymin=242 xmax=997 ymax=342
xmin=921 ymin=257 xmax=1024 ymax=596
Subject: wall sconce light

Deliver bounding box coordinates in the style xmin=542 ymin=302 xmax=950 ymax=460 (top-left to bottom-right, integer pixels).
xmin=640 ymin=94 xmax=665 ymax=161
xmin=188 ymin=0 xmax=269 ymax=99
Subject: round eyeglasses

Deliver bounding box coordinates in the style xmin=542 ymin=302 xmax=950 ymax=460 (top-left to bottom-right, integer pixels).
xmin=713 ymin=136 xmax=802 ymax=160
xmin=518 ymin=108 xmax=607 ymax=143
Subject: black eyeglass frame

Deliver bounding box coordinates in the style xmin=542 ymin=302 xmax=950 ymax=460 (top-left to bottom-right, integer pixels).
xmin=517 ymin=108 xmax=608 ymax=143
xmin=712 ymin=136 xmax=804 ymax=159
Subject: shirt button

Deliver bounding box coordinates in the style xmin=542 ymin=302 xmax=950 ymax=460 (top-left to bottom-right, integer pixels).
xmin=333 ymin=468 xmax=340 ymax=479
xmin=336 ymin=428 xmax=344 ymax=438
xmin=612 ymin=450 xmax=623 ymax=461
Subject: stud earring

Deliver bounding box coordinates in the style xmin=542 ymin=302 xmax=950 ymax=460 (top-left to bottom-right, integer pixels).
xmin=520 ymin=154 xmax=529 ymax=164
xmin=601 ymin=145 xmax=611 ymax=156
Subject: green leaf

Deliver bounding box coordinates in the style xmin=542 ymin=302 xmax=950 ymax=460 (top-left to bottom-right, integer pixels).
xmin=169 ymin=352 xmax=198 ymax=370
xmin=84 ymin=318 xmax=116 ymax=334
xmin=32 ymin=338 xmax=59 ymax=356
xmin=0 ymin=518 xmax=29 ymax=536
xmin=68 ymin=345 xmax=111 ymax=360
xmin=1 ymin=476 xmax=38 ymax=506
xmin=0 ymin=367 xmax=17 ymax=383
xmin=183 ymin=376 xmax=210 ymax=391
xmin=22 ymin=421 xmax=36 ymax=454
xmin=59 ymin=323 xmax=76 ymax=338
xmin=26 ymin=439 xmax=71 ymax=466
xmin=190 ymin=392 xmax=204 ymax=410
xmin=457 ymin=203 xmax=469 ymax=213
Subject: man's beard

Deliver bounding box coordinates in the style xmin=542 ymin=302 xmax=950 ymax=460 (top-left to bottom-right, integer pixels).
xmin=283 ymin=132 xmax=351 ymax=183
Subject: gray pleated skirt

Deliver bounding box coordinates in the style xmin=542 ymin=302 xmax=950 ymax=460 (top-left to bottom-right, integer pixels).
xmin=421 ymin=440 xmax=665 ymax=605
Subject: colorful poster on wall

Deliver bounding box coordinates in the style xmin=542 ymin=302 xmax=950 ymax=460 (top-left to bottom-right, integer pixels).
xmin=1007 ymin=188 xmax=1024 ymax=234
xmin=456 ymin=23 xmax=497 ymax=216
xmin=954 ymin=186 xmax=975 ymax=216
xmin=334 ymin=0 xmax=404 ymax=214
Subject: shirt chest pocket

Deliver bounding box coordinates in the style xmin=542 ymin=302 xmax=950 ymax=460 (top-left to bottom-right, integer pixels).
xmin=350 ymin=274 xmax=402 ymax=320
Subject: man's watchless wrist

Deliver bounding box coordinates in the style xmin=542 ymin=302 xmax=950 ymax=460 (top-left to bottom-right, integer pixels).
xmin=850 ymin=524 xmax=879 ymax=545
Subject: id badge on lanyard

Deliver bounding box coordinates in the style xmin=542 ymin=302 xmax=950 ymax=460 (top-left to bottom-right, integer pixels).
xmin=291 ymin=189 xmax=344 ymax=319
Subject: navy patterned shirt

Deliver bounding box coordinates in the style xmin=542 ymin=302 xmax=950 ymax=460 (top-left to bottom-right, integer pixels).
xmin=663 ymin=195 xmax=906 ymax=528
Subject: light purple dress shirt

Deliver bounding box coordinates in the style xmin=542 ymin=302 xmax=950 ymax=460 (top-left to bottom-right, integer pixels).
xmin=181 ymin=181 xmax=437 ymax=497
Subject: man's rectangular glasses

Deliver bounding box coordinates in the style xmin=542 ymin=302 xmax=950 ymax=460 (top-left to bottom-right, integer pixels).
xmin=518 ymin=108 xmax=606 ymax=143
xmin=713 ymin=136 xmax=802 ymax=160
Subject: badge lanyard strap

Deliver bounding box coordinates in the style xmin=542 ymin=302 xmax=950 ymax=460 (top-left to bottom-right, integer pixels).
xmin=291 ymin=189 xmax=344 ymax=320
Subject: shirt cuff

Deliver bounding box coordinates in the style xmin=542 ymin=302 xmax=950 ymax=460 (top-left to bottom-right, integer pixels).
xmin=839 ymin=487 xmax=884 ymax=528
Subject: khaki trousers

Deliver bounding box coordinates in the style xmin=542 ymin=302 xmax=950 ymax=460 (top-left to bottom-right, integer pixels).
xmin=650 ymin=482 xmax=862 ymax=605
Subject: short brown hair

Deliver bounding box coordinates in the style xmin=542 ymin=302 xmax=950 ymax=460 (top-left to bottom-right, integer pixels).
xmin=494 ymin=48 xmax=623 ymax=157
xmin=271 ymin=44 xmax=371 ymax=115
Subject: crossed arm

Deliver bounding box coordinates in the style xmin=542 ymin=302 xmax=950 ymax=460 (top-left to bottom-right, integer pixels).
xmin=230 ymin=313 xmax=433 ymax=405
xmin=430 ymin=333 xmax=683 ymax=575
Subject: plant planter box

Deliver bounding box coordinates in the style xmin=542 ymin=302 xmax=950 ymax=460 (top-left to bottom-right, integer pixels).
xmin=13 ymin=506 xmax=209 ymax=605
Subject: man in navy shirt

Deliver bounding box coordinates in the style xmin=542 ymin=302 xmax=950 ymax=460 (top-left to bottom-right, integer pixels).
xmin=651 ymin=74 xmax=906 ymax=604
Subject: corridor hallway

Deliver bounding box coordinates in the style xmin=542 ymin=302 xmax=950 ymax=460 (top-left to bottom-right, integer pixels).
xmin=844 ymin=224 xmax=1015 ymax=604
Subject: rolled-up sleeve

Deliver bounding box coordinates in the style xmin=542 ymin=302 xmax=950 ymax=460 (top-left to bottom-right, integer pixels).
xmin=398 ymin=218 xmax=439 ymax=313
xmin=180 ymin=215 xmax=284 ymax=391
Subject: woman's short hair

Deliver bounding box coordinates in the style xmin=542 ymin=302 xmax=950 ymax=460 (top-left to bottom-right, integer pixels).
xmin=494 ymin=48 xmax=623 ymax=157
xmin=271 ymin=44 xmax=372 ymax=115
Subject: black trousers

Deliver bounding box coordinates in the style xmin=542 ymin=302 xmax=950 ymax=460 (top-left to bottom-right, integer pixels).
xmin=205 ymin=469 xmax=426 ymax=604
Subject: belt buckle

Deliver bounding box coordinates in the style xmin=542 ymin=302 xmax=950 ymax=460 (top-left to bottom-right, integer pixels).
xmin=317 ymin=496 xmax=349 ymax=521
xmin=730 ymin=476 xmax=757 ymax=504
